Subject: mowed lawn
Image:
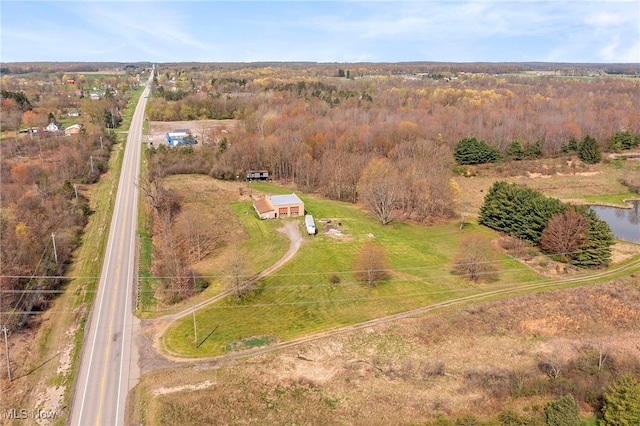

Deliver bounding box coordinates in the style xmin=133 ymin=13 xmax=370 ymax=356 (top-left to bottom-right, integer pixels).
xmin=162 ymin=182 xmax=545 ymax=357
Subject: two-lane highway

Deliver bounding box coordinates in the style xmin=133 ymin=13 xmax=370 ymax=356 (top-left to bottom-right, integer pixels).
xmin=69 ymin=70 xmax=153 ymax=425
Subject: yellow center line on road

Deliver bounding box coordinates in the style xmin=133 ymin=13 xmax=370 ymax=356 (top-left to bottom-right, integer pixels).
xmin=94 ymin=163 xmax=132 ymax=424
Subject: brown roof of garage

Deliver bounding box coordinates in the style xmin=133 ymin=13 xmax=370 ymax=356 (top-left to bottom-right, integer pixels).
xmin=253 ymin=198 xmax=274 ymax=214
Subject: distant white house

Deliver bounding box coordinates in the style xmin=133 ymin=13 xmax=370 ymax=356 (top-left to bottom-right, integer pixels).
xmin=45 ymin=122 xmax=62 ymax=132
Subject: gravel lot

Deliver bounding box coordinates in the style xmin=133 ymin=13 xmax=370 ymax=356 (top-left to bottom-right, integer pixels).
xmin=147 ymin=119 xmax=238 ymax=148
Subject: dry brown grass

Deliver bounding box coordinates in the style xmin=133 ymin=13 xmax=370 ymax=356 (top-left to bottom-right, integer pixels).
xmin=129 ymin=276 xmax=640 ymax=425
xmin=161 ymin=174 xmax=249 ymax=277
xmin=454 ymin=156 xmax=638 ymax=214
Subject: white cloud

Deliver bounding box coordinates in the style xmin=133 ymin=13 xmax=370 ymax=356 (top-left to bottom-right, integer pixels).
xmin=585 ymin=12 xmax=629 ymax=27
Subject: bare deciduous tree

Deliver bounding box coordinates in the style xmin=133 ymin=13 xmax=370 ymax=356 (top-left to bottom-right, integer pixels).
xmin=224 ymin=245 xmax=253 ymax=301
xmin=540 ymin=209 xmax=588 ymax=260
xmin=357 ymin=157 xmax=401 ymax=225
xmin=175 ymin=208 xmax=216 ymax=262
xmin=353 ymin=242 xmax=389 ymax=286
xmin=538 ymin=356 xmax=562 ymax=379
xmin=452 ymin=234 xmax=499 ymax=282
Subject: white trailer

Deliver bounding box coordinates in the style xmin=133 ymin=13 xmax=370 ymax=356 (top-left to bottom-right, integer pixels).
xmin=305 ymin=215 xmax=316 ymax=235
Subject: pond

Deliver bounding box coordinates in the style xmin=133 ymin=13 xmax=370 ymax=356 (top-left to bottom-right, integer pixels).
xmin=590 ymin=200 xmax=640 ymax=244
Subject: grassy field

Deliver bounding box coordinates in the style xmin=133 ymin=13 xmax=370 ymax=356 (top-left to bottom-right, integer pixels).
xmin=161 ymin=181 xmax=548 ymax=357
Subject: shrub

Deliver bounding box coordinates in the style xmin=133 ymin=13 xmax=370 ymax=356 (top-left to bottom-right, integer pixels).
xmin=544 ymin=394 xmax=580 ymax=426
xmin=578 ymin=135 xmax=601 ymax=164
xmin=608 ymin=130 xmax=640 ymax=152
xmin=601 ymin=376 xmax=640 ymax=425
xmin=501 ymin=236 xmax=531 ymax=259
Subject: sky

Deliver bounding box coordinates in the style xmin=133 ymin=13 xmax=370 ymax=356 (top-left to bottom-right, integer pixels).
xmin=1 ymin=1 xmax=639 ymax=64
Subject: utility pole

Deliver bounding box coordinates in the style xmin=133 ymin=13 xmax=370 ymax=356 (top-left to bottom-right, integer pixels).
xmin=51 ymin=233 xmax=58 ymax=264
xmin=2 ymin=325 xmax=11 ymax=381
xmin=192 ymin=305 xmax=198 ymax=346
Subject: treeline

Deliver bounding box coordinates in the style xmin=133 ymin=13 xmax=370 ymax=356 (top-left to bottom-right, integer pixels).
xmin=142 ymin=146 xmax=214 ymax=303
xmin=453 ymin=133 xmax=624 ymax=165
xmin=479 ymin=181 xmax=614 ymax=267
xmin=0 ymin=62 xmax=152 ymax=75
xmin=0 ymin=131 xmax=116 ymax=327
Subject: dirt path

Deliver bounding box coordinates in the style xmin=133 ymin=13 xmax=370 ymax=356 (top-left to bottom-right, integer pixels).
xmin=140 ymin=253 xmax=640 ymax=369
xmin=138 ymin=220 xmax=304 ymax=371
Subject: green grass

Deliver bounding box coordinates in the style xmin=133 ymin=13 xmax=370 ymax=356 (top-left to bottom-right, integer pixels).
xmin=230 ymin=201 xmax=291 ymax=273
xmin=137 ymin=148 xmax=159 ymax=315
xmin=581 ymin=192 xmax=640 ymax=206
xmin=163 ymin=184 xmax=548 ymax=357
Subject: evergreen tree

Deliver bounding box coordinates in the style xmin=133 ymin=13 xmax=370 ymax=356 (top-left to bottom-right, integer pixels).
xmin=578 ymin=135 xmax=601 ymax=164
xmin=454 ymin=137 xmax=500 ymax=165
xmin=479 ymin=181 xmax=565 ymax=243
xmin=524 ymin=140 xmax=544 ymax=159
xmin=506 ymin=140 xmax=525 ymax=160
xmin=544 ymin=394 xmax=580 ymax=426
xmin=571 ymin=208 xmax=614 ymax=268
xmin=608 ymin=131 xmax=640 ymax=152
xmin=602 ymin=376 xmax=640 ymax=426
xmin=479 ymin=183 xmax=613 ymax=267
xmin=562 ymin=138 xmax=579 ymax=153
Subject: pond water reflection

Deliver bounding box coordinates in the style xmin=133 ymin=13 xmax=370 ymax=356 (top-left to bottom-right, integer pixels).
xmin=590 ymin=200 xmax=640 ymax=244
